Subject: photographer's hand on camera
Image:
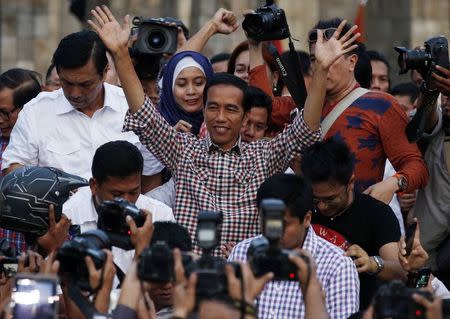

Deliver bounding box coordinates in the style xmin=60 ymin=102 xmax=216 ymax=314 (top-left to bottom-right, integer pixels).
xmin=172 ymin=248 xmax=197 ymax=319
xmin=398 ymin=219 xmax=429 ymax=272
xmin=18 ymin=250 xmax=43 ymax=273
xmin=432 ymin=65 xmax=450 ymax=96
xmin=128 ymin=209 xmax=153 ymax=258
xmin=412 ymin=292 xmax=444 ymax=319
xmin=37 ymin=204 xmax=71 ymax=256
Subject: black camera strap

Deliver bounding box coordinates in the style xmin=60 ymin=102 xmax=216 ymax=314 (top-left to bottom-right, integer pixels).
xmin=268 ymin=37 xmax=308 ymax=109
xmin=68 ymin=284 xmax=99 ymax=319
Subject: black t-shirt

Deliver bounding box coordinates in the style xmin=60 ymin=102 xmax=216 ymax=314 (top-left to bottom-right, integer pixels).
xmin=311 ymin=192 xmax=401 ymax=310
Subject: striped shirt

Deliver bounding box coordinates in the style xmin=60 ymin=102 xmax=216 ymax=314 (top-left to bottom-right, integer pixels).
xmin=228 ymin=228 xmax=360 ymax=319
xmin=123 ymin=96 xmax=321 ymax=254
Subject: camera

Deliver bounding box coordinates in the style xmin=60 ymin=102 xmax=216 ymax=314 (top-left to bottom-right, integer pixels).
xmin=242 ymin=0 xmax=290 ymax=41
xmin=132 ymin=17 xmax=179 ymax=55
xmin=138 ymin=241 xmax=193 ymax=283
xmin=97 ymin=198 xmax=146 ymax=250
xmin=247 ymin=198 xmax=306 ymax=281
xmin=56 ymin=229 xmax=111 ymax=292
xmin=395 ymin=36 xmax=449 ymax=80
xmin=0 ymin=238 xmax=20 ymax=277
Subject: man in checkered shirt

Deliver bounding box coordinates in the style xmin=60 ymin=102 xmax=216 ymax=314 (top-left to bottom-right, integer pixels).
xmin=228 ymin=174 xmax=360 ymax=319
xmin=91 ymin=7 xmax=360 ymax=254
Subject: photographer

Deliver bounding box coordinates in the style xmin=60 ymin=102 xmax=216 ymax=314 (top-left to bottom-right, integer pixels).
xmin=228 ymin=173 xmax=359 ymax=318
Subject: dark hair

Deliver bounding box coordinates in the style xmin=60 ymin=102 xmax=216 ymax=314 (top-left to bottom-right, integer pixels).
xmin=354 ymin=43 xmax=372 ymax=89
xmin=311 ymin=18 xmax=358 ymax=55
xmin=256 ymin=174 xmax=313 ymax=221
xmin=390 ymin=82 xmax=420 ymax=104
xmin=301 ymin=138 xmax=355 ymax=185
xmin=52 ymin=30 xmax=108 ymax=76
xmin=151 ymin=222 xmax=192 ymax=251
xmin=92 ymin=140 xmax=143 ymax=184
xmin=243 ymin=86 xmax=272 ymax=119
xmin=203 ymin=72 xmax=251 ymax=112
xmin=281 ymin=50 xmax=311 ymax=76
xmin=366 ymin=50 xmax=391 ymax=73
xmin=210 ymin=53 xmax=231 ymax=64
xmin=0 ymin=68 xmax=42 ymax=109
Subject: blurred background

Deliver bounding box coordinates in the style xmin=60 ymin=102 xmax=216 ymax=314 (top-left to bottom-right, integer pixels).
xmin=0 ymin=0 xmax=448 ymax=84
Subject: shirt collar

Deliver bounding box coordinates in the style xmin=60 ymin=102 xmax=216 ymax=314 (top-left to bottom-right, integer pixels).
xmin=206 ymin=136 xmax=242 ymax=155
xmin=301 ymin=227 xmax=319 ymax=259
xmin=55 ymin=83 xmax=122 ymax=115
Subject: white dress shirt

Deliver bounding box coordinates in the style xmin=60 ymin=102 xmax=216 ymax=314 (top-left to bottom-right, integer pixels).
xmin=2 ymin=84 xmax=163 ymax=178
xmin=63 ymin=186 xmax=175 ymax=274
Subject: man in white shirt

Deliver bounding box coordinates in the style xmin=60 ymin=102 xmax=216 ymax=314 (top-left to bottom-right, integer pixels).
xmin=63 ymin=141 xmax=175 ymax=276
xmin=1 ymin=30 xmax=163 ymax=192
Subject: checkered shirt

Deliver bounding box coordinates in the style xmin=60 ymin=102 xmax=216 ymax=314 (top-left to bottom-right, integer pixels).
xmin=123 ymin=96 xmax=321 ymax=254
xmin=228 ymin=228 xmax=360 ymax=319
xmin=0 ymin=136 xmax=27 ymax=253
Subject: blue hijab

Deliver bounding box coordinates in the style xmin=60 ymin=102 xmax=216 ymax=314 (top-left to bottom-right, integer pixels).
xmin=158 ymin=51 xmax=214 ymax=136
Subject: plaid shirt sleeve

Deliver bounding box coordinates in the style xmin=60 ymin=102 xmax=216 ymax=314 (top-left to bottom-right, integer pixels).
xmin=266 ymin=110 xmax=322 ymax=174
xmin=122 ymin=96 xmax=188 ymax=172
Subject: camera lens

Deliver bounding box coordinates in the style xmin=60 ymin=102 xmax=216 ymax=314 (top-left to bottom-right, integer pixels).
xmin=147 ymin=30 xmax=167 ymax=50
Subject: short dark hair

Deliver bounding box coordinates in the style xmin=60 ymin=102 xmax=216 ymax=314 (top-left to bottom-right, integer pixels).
xmin=52 ymin=30 xmax=107 ymax=76
xmin=256 ymin=174 xmax=313 ymax=221
xmin=210 ymin=52 xmax=231 ymax=65
xmin=354 ymin=43 xmax=372 ymax=89
xmin=92 ymin=140 xmax=143 ymax=184
xmin=366 ymin=50 xmax=391 ymax=73
xmin=390 ymin=82 xmax=420 ymax=104
xmin=243 ymin=86 xmax=272 ymax=119
xmin=203 ymin=72 xmax=250 ymax=112
xmin=151 ymin=222 xmax=192 ymax=251
xmin=311 ymin=18 xmax=358 ymax=55
xmin=0 ymin=68 xmax=42 ymax=109
xmin=301 ymin=138 xmax=355 ymax=185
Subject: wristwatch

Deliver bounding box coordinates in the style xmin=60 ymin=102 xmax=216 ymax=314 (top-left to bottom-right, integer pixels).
xmin=393 ymin=173 xmax=408 ymax=192
xmin=368 ymin=255 xmax=384 ymax=276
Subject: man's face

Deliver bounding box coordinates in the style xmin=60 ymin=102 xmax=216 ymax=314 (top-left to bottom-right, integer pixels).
xmin=310 ymin=43 xmax=357 ymax=97
xmin=0 ymin=88 xmax=21 ymax=138
xmin=280 ymin=209 xmax=311 ymax=250
xmin=90 ymin=173 xmax=141 ymax=205
xmin=141 ymin=78 xmax=160 ymax=106
xmin=394 ymin=95 xmax=415 ymax=113
xmin=204 ymin=84 xmax=245 ymax=150
xmin=148 ymin=281 xmax=173 ymax=311
xmin=240 ymin=106 xmax=269 ymax=142
xmin=311 ymin=179 xmax=354 ymax=217
xmin=370 ymin=60 xmax=390 ymax=92
xmin=58 ymin=58 xmax=105 ymax=110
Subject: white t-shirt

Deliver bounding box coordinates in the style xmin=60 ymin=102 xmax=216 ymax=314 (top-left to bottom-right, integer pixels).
xmin=63 ymin=186 xmax=175 ymax=274
xmin=2 ymin=84 xmax=163 ymax=178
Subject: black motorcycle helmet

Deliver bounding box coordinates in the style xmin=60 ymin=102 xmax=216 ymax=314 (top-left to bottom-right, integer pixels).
xmin=0 ymin=166 xmax=88 ymax=236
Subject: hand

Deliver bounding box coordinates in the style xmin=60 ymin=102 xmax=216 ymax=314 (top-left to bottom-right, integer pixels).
xmin=88 ymin=5 xmax=131 ymax=55
xmin=18 ymin=251 xmax=43 ymax=273
xmin=289 ymin=249 xmax=319 ymax=292
xmin=345 ymin=244 xmax=377 ymax=274
xmin=85 ymin=249 xmax=116 ymax=293
xmin=137 ymin=291 xmax=157 ymax=319
xmin=117 ymin=261 xmax=142 ymax=311
xmin=363 ymin=176 xmax=398 ymax=204
xmin=37 ymin=204 xmax=71 ymax=256
xmin=412 ymin=293 xmax=443 ymax=319
xmin=398 ymin=192 xmax=417 ymax=212
xmin=210 ymin=8 xmax=239 ymax=35
xmin=312 ymin=19 xmax=360 ymax=70
xmin=432 ymin=66 xmax=450 ymax=96
xmin=220 ymin=242 xmax=236 ymax=259
xmin=172 ymin=248 xmax=197 ymax=318
xmin=398 ymin=218 xmax=428 ymax=272
xmin=39 ymin=251 xmax=60 ymax=275
xmin=174 ymin=120 xmax=193 ymax=133
xmin=127 ymin=209 xmax=153 ymax=257
xmin=225 ymin=262 xmax=273 ymax=304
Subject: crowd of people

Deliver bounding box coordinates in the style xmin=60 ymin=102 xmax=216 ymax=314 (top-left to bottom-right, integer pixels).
xmin=0 ymin=3 xmax=449 ymax=319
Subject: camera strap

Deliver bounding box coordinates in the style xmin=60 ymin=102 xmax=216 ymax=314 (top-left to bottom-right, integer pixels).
xmin=268 ymin=38 xmax=308 ymax=109
xmin=68 ymin=284 xmax=99 ymax=319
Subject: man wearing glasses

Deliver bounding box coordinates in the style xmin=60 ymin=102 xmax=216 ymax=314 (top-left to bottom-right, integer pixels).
xmin=301 ymin=138 xmax=405 ymax=310
xmin=308 ymin=18 xmax=428 ymax=206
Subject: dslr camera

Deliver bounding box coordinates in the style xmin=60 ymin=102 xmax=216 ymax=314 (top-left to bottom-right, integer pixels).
xmin=247 ymin=198 xmax=306 ymax=281
xmin=242 ymin=0 xmax=290 ymax=41
xmin=373 ymin=280 xmax=450 ymax=319
xmin=132 ymin=16 xmax=179 ymax=55
xmin=395 ymin=36 xmax=449 ymax=81
xmin=56 ymin=230 xmax=110 ymax=292
xmin=97 ymin=198 xmax=146 ymax=250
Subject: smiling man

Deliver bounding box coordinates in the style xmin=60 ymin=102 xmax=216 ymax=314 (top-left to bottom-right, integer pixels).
xmin=2 ymin=30 xmax=163 ymax=188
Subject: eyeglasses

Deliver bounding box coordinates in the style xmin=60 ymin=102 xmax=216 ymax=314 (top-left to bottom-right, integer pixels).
xmin=0 ymin=107 xmax=20 ymax=120
xmin=308 ymin=28 xmax=337 ymax=43
xmin=313 ymin=184 xmax=348 ymax=207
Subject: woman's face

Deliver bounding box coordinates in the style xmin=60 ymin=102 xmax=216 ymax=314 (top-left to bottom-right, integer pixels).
xmin=173 ymin=66 xmax=206 ymax=113
xmin=233 ymin=50 xmax=250 ymax=82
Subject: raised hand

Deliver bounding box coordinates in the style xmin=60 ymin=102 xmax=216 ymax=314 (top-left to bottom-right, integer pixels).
xmin=313 ymin=20 xmax=360 ymax=70
xmin=87 ymin=5 xmax=130 ymax=54
xmin=398 ymin=218 xmax=429 ymax=272
xmin=211 ymin=8 xmax=239 ymax=35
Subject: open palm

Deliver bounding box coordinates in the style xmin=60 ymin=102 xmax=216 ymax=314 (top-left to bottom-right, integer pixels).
xmin=314 ymin=20 xmax=360 ymax=70
xmin=87 ymin=5 xmax=130 ymax=54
